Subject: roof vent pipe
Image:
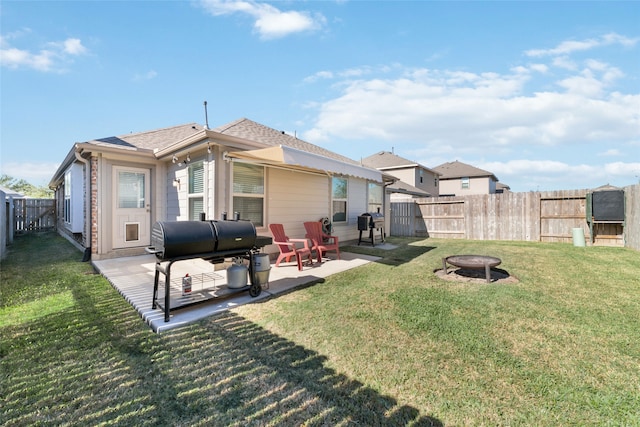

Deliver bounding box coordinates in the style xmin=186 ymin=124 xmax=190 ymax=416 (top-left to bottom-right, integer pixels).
xmin=203 ymin=100 xmax=209 ymax=130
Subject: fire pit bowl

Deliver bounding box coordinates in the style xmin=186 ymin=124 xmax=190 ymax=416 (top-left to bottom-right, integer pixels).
xmin=442 ymin=255 xmax=502 ymax=283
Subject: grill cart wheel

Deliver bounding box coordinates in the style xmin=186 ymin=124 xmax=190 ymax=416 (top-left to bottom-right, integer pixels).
xmin=249 ymin=282 xmax=262 ymax=297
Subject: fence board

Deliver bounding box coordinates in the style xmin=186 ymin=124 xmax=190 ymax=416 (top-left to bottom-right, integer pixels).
xmin=419 ymin=198 xmax=465 ymax=238
xmin=14 ymin=199 xmax=56 ymax=234
xmin=624 ymin=184 xmax=640 ymax=250
xmin=390 ymin=185 xmax=640 ymax=249
xmin=390 ymin=202 xmax=416 ymax=237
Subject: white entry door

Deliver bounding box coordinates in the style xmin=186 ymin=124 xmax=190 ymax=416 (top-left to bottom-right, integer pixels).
xmin=113 ymin=166 xmax=151 ymax=249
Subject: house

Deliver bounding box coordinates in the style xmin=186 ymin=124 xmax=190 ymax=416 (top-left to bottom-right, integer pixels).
xmin=362 ymin=151 xmax=439 ymax=200
xmin=49 ymin=118 xmax=393 ymax=260
xmin=496 ymin=182 xmax=511 ymax=194
xmin=432 ymin=160 xmax=502 ymax=196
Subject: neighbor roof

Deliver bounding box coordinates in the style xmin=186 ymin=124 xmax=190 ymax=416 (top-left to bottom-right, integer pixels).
xmin=432 ymin=160 xmax=498 ymax=181
xmin=362 ymin=151 xmax=439 ymax=174
xmin=387 ymin=181 xmax=431 ymax=197
xmin=1 ymin=185 xmax=25 ymax=199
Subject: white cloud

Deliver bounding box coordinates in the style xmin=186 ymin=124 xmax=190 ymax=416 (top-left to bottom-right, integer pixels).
xmin=133 ymin=70 xmax=158 ymax=81
xmin=525 ymin=32 xmax=638 ymax=57
xmin=62 ymin=38 xmax=87 ymax=55
xmin=1 ymin=162 xmax=60 ymax=185
xmin=300 ymin=33 xmax=639 ymax=191
xmin=198 ymin=0 xmax=325 ymax=39
xmin=599 ymin=148 xmax=621 ymax=157
xmin=303 ymin=66 xmax=639 ymax=150
xmin=478 ymin=159 xmax=640 ymax=191
xmin=0 ymin=34 xmax=88 ymax=72
xmin=303 ymin=70 xmax=334 ymax=83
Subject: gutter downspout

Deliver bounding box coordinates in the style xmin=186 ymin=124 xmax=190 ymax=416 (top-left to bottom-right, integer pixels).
xmin=75 ymin=148 xmax=92 ymax=262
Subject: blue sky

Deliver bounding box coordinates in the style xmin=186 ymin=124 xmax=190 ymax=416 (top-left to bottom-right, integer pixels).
xmin=1 ymin=0 xmax=639 ymax=192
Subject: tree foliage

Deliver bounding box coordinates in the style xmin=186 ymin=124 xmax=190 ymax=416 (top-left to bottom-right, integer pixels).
xmin=0 ymin=174 xmax=54 ymax=198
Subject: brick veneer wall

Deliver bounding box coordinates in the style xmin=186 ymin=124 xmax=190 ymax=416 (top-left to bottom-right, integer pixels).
xmin=91 ymin=156 xmax=98 ymax=254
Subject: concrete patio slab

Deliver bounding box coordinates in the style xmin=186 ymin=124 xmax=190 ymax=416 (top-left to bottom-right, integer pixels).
xmin=93 ymin=252 xmax=380 ymax=333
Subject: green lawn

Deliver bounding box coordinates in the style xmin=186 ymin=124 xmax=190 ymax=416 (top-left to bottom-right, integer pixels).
xmin=1 ymin=232 xmax=639 ymax=426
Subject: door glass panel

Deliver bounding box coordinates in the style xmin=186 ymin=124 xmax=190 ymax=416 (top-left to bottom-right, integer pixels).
xmin=118 ymin=172 xmax=145 ymax=208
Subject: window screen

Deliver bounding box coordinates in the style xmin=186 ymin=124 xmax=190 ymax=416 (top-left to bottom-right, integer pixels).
xmin=332 ymin=177 xmax=347 ymax=223
xmin=188 ymin=161 xmax=204 ymax=220
xmin=233 ymin=163 xmax=265 ymax=226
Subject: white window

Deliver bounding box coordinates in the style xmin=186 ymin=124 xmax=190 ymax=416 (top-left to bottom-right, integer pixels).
xmin=64 ymin=171 xmax=72 ymax=223
xmin=461 ymin=177 xmax=470 ymax=189
xmin=233 ymin=163 xmax=264 ymax=226
xmin=118 ymin=171 xmax=146 ymax=208
xmin=368 ymin=182 xmax=383 ymax=214
xmin=188 ymin=161 xmax=204 ymax=221
xmin=332 ymin=176 xmax=347 ymax=223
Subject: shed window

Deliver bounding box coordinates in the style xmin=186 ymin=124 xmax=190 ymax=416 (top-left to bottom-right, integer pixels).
xmin=233 ymin=163 xmax=264 ymax=226
xmin=332 ymin=177 xmax=347 ymax=223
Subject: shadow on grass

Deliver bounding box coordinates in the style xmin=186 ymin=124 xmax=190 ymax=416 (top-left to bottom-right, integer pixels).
xmin=345 ymin=243 xmax=437 ymax=267
xmin=2 ymin=280 xmax=442 ymax=426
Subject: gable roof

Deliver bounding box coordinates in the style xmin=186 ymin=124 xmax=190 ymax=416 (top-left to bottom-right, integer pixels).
xmin=362 ymin=151 xmax=417 ymax=169
xmin=50 ymin=118 xmax=392 ymax=187
xmin=85 ymin=123 xmax=205 ymax=151
xmin=432 ymin=160 xmax=498 ymax=181
xmin=215 ymin=118 xmax=360 ymax=166
xmin=361 ymin=151 xmax=439 ymax=174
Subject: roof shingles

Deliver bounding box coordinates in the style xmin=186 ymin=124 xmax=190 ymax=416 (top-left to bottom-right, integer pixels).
xmin=433 ymin=160 xmax=498 ymax=181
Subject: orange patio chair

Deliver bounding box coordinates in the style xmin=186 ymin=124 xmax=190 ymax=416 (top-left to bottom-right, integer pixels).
xmin=303 ymin=221 xmax=340 ymax=263
xmin=269 ymin=223 xmax=313 ymax=271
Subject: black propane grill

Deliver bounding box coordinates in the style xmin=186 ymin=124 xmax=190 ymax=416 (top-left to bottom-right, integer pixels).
xmin=357 ymin=211 xmax=385 ymax=246
xmin=146 ymin=220 xmax=273 ymax=322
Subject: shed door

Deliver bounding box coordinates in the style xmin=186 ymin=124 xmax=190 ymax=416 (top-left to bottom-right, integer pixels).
xmin=113 ymin=167 xmax=151 ymax=248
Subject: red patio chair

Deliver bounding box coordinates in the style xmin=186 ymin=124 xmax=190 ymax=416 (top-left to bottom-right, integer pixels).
xmin=304 ymin=221 xmax=340 ymax=263
xmin=269 ymin=223 xmax=313 ymax=271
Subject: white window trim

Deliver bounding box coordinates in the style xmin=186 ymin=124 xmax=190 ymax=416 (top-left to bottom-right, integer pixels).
xmin=188 ymin=160 xmax=205 ymax=221
xmin=232 ymin=162 xmax=266 ymax=226
xmin=331 ymin=176 xmax=348 ymax=224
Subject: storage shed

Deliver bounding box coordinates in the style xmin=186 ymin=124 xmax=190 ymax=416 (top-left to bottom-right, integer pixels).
xmin=586 ymin=185 xmax=625 ymax=246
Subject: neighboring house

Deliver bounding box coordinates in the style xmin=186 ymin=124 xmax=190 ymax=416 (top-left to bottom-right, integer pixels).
xmin=362 ymin=151 xmax=439 ymax=200
xmin=49 ymin=118 xmax=392 ymax=260
xmin=496 ymin=182 xmax=511 ymax=194
xmin=0 ymin=185 xmax=26 ymax=199
xmin=432 ymin=160 xmax=502 ymax=196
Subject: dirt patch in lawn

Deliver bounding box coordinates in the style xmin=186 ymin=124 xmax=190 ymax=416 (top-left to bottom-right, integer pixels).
xmin=434 ymin=267 xmax=520 ymax=284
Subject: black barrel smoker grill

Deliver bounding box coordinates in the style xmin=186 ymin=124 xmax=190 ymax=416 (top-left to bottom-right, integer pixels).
xmin=357 ymin=211 xmax=385 ymax=246
xmin=146 ymin=220 xmax=273 ymax=322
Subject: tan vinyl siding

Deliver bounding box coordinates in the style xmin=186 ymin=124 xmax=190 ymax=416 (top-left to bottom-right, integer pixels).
xmin=266 ymin=168 xmax=329 ymax=239
xmin=440 ymin=176 xmax=492 ymax=196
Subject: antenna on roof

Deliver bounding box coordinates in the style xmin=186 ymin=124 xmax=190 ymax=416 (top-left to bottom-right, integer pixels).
xmin=203 ymin=101 xmax=209 ymax=130
xmin=392 ymin=146 xmax=394 ymax=154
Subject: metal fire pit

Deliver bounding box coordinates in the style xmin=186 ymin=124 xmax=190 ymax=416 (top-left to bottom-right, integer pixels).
xmin=442 ymin=255 xmax=502 ymax=283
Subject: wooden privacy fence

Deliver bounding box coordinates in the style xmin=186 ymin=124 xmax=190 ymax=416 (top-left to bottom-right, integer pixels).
xmin=14 ymin=198 xmax=56 ymax=234
xmin=391 ymin=185 xmax=640 ymax=248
